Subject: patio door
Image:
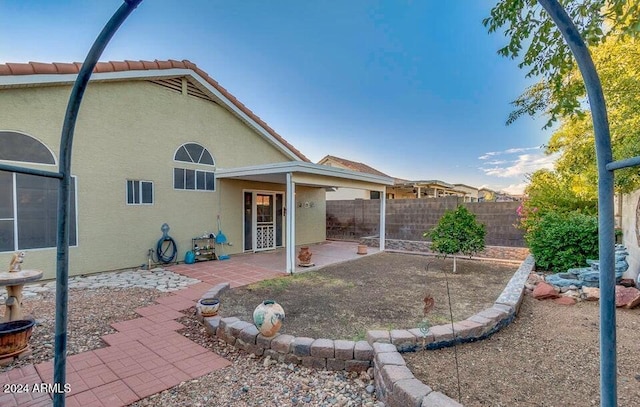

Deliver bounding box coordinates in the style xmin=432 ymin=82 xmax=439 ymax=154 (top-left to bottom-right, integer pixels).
xmin=244 ymin=191 xmax=284 ymax=252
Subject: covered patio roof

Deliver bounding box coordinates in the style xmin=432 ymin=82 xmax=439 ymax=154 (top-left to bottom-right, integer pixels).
xmin=217 ymin=161 xmax=394 ymax=274
xmin=217 ymin=161 xmax=394 ymax=189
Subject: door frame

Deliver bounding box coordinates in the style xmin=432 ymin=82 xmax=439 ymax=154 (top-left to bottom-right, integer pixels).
xmin=243 ymin=189 xmax=285 ymax=252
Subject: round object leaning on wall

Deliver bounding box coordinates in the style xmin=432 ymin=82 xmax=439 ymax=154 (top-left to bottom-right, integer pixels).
xmin=253 ymin=300 xmax=285 ymax=337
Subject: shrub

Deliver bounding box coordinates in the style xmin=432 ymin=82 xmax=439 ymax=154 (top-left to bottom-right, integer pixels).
xmin=526 ymin=210 xmax=598 ymax=272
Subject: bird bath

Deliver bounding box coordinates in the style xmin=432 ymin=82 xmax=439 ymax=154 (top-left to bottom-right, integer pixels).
xmin=0 ymin=253 xmax=42 ymax=363
xmin=0 ymin=268 xmax=44 ymax=322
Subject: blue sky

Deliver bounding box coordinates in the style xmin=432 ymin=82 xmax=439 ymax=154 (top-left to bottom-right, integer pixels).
xmin=0 ymin=0 xmax=557 ymax=194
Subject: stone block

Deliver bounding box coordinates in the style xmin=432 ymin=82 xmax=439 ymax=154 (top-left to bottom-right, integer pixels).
xmin=292 ymin=337 xmax=315 ymax=357
xmin=375 ymin=351 xmax=406 ymax=368
xmin=390 ymin=329 xmax=416 ymax=351
xmin=334 ymin=340 xmax=355 ymax=360
xmin=354 ymin=341 xmax=374 ymax=360
xmin=476 ymin=307 xmax=507 ymax=325
xmin=326 ymin=358 xmax=346 ymax=371
xmin=256 ymin=333 xmax=277 ymax=349
xmin=466 ymin=314 xmax=492 ymax=326
xmin=421 ymin=391 xmax=464 ymax=407
xmin=302 ymin=356 xmax=327 ymax=370
xmin=373 ymin=342 xmax=397 ymax=353
xmin=310 ymin=338 xmax=335 ymax=358
xmin=453 ymin=319 xmax=484 ymax=339
xmin=203 ymin=316 xmax=221 ymax=336
xmin=366 ymin=329 xmax=390 ymax=345
xmin=492 ymin=303 xmax=514 ymax=315
xmin=271 ymin=334 xmax=295 ymax=354
xmin=429 ymin=324 xmax=454 ymax=342
xmin=345 ymin=359 xmax=371 ymax=372
xmin=238 ymin=324 xmax=260 ymax=344
xmin=228 ymin=320 xmax=254 ymax=338
xmin=236 ymin=338 xmax=264 ymax=356
xmin=408 ymin=328 xmax=435 ymax=346
xmin=219 ymin=317 xmax=240 ymax=331
xmin=380 ymin=364 xmax=415 ymax=395
xmin=391 ymin=378 xmax=432 ymax=407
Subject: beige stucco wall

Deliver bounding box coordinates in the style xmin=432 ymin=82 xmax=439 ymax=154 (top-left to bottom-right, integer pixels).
xmin=621 ymin=189 xmax=640 ymax=282
xmin=0 ymin=79 xmax=299 ymax=279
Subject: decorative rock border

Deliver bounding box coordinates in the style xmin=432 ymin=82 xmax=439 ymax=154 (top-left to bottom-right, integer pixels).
xmin=195 ymin=255 xmax=535 ymax=407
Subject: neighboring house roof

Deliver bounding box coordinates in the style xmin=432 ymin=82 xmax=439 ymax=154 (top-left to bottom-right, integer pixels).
xmin=0 ymin=59 xmax=310 ymax=162
xmin=318 ymin=155 xmax=391 ymax=178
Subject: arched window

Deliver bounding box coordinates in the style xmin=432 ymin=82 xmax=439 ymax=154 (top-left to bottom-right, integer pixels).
xmin=173 ymin=143 xmax=215 ymax=191
xmin=0 ymin=131 xmax=77 ymax=251
xmin=0 ymin=131 xmax=56 ymax=164
xmin=174 ymin=143 xmax=215 ymax=166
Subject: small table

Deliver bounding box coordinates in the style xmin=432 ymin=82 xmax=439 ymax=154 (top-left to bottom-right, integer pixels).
xmin=0 ymin=269 xmax=44 ymax=322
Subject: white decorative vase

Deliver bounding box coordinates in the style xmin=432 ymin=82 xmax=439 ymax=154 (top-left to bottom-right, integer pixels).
xmin=253 ymin=300 xmax=285 ymax=337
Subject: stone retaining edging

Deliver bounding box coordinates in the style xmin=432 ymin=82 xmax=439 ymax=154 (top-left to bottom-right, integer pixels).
xmin=195 ymin=283 xmax=375 ymax=372
xmin=194 ymin=255 xmax=535 ymax=406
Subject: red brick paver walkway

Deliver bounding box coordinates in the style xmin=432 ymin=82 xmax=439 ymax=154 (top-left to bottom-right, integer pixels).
xmin=0 ymin=283 xmax=231 ymax=407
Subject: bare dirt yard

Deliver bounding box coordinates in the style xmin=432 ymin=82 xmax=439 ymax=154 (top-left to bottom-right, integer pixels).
xmin=218 ymin=252 xmax=517 ymax=340
xmin=405 ymin=295 xmax=640 ymax=407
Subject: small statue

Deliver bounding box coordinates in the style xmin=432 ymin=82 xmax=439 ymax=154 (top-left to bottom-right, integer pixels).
xmin=9 ymin=251 xmax=25 ymax=272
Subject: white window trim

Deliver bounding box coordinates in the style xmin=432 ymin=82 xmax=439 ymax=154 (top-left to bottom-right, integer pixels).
xmin=173 ymin=168 xmax=216 ymax=192
xmin=1 ymin=173 xmax=79 ymax=252
xmin=173 ymin=142 xmax=216 ymax=167
xmin=126 ymin=180 xmax=154 ymax=205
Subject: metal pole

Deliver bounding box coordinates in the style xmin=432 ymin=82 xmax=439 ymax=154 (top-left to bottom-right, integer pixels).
xmin=537 ymin=1 xmax=616 ymax=406
xmin=53 ymin=1 xmax=142 ymax=406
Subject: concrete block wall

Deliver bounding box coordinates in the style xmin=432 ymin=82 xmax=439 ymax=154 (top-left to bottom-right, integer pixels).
xmin=327 ymin=197 xmax=525 ymax=247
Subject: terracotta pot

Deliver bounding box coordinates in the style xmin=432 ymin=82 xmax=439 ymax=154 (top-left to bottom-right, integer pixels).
xmin=197 ymin=298 xmax=220 ymax=317
xmin=0 ymin=319 xmax=35 ymax=356
xmin=253 ymin=300 xmax=285 ymax=337
xmin=357 ymin=245 xmax=368 ymax=255
xmin=297 ymin=246 xmax=312 ymax=264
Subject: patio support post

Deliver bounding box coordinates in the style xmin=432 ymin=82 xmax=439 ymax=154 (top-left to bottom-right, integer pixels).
xmin=379 ymin=189 xmax=386 ymax=251
xmin=286 ymin=172 xmax=296 ymax=274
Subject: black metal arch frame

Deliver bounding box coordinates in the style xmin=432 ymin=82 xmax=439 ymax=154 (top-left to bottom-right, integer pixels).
xmin=0 ymin=1 xmax=637 ymax=406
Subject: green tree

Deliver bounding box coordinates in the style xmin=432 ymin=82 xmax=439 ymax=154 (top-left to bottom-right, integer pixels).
xmin=484 ymin=0 xmax=640 ymax=128
xmin=424 ymin=206 xmax=486 ymax=273
xmin=546 ymin=35 xmax=640 ymax=194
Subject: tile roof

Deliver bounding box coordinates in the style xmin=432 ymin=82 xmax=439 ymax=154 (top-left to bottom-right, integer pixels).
xmin=318 ymin=155 xmax=391 ymax=178
xmin=0 ymin=59 xmax=310 ymax=162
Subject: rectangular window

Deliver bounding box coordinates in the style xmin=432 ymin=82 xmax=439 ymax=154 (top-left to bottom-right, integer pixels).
xmin=0 ymin=173 xmax=77 ymax=251
xmin=126 ymin=180 xmax=153 ymax=205
xmin=173 ymin=168 xmax=215 ymax=191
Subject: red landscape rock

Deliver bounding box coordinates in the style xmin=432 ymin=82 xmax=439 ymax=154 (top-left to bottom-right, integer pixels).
xmin=619 ymin=278 xmax=636 ymax=288
xmin=614 ymin=285 xmax=640 ymax=308
xmin=554 ymin=296 xmax=577 ymax=305
xmin=533 ymin=281 xmax=560 ymax=300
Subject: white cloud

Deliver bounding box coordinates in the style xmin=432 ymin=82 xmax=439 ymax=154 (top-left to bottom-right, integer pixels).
xmin=479 ymin=148 xmax=558 ymax=179
xmin=478 ymin=146 xmax=540 ymax=160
